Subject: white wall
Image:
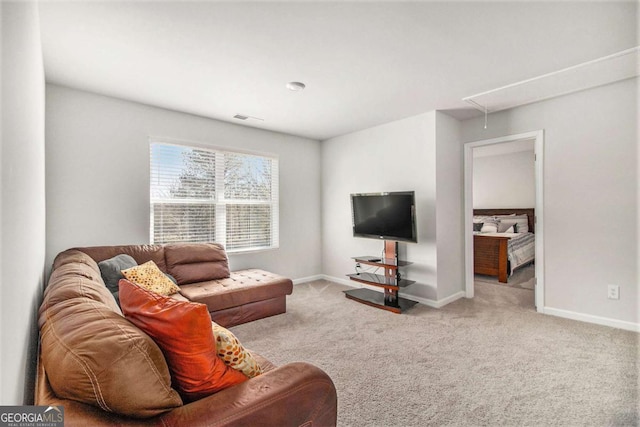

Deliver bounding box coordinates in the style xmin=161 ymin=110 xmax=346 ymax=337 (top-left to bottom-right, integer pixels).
xmin=322 ymin=111 xmax=465 ymax=303
xmin=435 ymin=112 xmax=464 ymax=300
xmin=1 ymin=1 xmax=4 ymax=404
xmin=637 ymin=6 xmax=640 ymax=328
xmin=322 ymin=112 xmax=438 ymax=300
xmin=462 ymin=78 xmax=638 ymax=327
xmin=45 ymin=85 xmax=322 ymax=280
xmin=473 ymin=149 xmax=535 ymax=208
xmin=1 ymin=1 xmax=46 ymax=404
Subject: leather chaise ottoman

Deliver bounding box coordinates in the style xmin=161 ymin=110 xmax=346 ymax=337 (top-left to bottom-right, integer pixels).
xmin=179 ymin=269 xmax=292 ymax=327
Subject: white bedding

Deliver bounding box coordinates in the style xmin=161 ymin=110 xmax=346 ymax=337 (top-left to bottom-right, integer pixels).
xmin=507 ymin=232 xmax=535 ymax=271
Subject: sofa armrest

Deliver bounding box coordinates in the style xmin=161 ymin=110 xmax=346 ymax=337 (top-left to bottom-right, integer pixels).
xmin=160 ymin=362 xmax=337 ymax=427
xmin=38 ymin=362 xmax=336 ymax=427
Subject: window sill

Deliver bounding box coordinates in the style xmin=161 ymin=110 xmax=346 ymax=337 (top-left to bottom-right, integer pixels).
xmin=227 ymin=246 xmax=279 ymax=255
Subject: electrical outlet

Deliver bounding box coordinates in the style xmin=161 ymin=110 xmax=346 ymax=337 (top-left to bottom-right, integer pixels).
xmin=607 ymin=284 xmax=620 ymax=300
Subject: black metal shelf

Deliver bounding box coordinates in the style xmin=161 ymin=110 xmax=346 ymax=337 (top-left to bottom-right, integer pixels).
xmin=352 ymin=256 xmax=413 ymax=268
xmin=346 ymin=248 xmax=418 ymax=314
xmin=343 ymin=288 xmax=418 ymax=314
xmin=347 ymin=272 xmax=416 ymax=289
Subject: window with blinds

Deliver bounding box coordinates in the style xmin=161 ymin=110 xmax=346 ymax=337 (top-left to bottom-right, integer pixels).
xmin=150 ymin=141 xmax=279 ymax=252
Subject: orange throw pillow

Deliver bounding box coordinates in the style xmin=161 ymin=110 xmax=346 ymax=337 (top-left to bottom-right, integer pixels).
xmin=119 ymin=279 xmax=248 ymax=402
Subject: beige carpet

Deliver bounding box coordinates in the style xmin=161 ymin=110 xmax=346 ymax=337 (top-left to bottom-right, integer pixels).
xmin=474 ymin=263 xmax=536 ymax=290
xmin=231 ymin=280 xmax=639 ymax=426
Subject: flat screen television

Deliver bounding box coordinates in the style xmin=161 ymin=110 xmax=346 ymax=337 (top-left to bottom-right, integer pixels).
xmin=350 ymin=191 xmax=417 ymax=243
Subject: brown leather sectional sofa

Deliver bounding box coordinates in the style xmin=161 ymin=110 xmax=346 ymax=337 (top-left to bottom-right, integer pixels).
xmin=36 ymin=243 xmax=337 ymax=426
xmin=74 ymin=243 xmax=294 ymax=327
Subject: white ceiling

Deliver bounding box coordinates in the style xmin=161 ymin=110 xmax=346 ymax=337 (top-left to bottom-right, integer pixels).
xmin=38 ymin=1 xmax=638 ymax=141
xmin=464 ymin=46 xmax=640 ymax=114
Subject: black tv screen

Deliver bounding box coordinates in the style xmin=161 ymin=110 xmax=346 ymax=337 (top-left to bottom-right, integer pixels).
xmin=351 ymin=191 xmax=417 ymax=243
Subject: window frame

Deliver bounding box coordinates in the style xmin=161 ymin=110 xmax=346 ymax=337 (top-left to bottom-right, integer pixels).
xmin=149 ymin=137 xmax=279 ymax=253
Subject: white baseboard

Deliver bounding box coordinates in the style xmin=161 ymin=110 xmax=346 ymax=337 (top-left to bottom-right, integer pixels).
xmin=292 ymin=275 xmax=325 ymax=285
xmin=430 ymin=291 xmax=466 ymax=308
xmin=543 ymin=307 xmax=639 ymax=332
xmin=321 ymin=274 xmax=353 ymax=287
xmin=298 ymin=275 xmax=638 ymax=332
xmin=397 ymin=290 xmax=466 ymax=308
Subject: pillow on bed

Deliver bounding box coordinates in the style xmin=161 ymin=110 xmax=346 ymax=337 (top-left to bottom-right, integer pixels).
xmin=515 ymin=215 xmax=529 ymax=233
xmin=480 ymin=217 xmax=498 ymax=233
xmin=514 ymin=223 xmax=529 ymax=233
xmin=497 ymin=221 xmax=515 ymax=233
xmin=473 ymin=223 xmax=483 ymax=232
xmin=499 ymin=215 xmax=529 ymax=233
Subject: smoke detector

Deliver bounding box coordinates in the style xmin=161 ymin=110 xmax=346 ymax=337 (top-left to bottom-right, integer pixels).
xmin=286 ymin=81 xmax=306 ymax=92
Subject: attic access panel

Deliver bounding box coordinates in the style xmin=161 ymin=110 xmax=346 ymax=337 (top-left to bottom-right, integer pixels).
xmin=464 ymin=46 xmax=639 ymax=114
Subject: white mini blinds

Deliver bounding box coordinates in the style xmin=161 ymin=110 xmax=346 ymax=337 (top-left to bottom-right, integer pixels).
xmin=150 ymin=141 xmax=279 ymax=252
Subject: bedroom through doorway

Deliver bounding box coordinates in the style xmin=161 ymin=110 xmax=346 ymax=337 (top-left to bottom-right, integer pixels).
xmin=463 ymin=131 xmax=545 ymax=312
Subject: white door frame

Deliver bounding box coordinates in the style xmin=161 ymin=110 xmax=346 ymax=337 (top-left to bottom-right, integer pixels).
xmin=463 ymin=130 xmax=545 ymax=312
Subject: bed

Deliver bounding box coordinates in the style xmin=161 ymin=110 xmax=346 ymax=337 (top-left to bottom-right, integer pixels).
xmin=473 ymin=208 xmax=535 ymax=283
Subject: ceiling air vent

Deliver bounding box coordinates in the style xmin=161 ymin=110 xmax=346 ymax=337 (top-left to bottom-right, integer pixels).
xmin=233 ymin=114 xmax=264 ymax=122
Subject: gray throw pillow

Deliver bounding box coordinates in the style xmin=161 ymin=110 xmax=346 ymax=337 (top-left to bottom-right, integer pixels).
xmin=98 ymin=254 xmax=137 ymax=294
xmin=98 ymin=255 xmax=178 ymax=306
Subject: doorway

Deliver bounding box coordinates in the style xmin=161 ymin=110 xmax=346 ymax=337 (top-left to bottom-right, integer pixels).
xmin=463 ymin=131 xmax=545 ymax=313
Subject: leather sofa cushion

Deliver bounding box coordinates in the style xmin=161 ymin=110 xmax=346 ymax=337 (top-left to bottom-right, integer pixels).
xmin=165 ymin=243 xmax=230 ymax=285
xmin=46 ymin=251 xmax=121 ymax=314
xmin=52 ymin=248 xmax=102 ymax=274
xmin=74 ymin=245 xmax=167 ymax=271
xmin=39 ymin=250 xmax=183 ymax=418
xmin=178 ymin=269 xmax=293 ymax=312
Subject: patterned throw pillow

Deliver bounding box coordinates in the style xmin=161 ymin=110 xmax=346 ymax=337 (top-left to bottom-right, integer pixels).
xmin=211 ymin=322 xmax=262 ymax=378
xmin=122 ymin=260 xmax=180 ymax=296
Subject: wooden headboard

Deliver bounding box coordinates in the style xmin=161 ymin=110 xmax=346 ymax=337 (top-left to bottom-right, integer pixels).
xmin=473 ymin=208 xmax=535 ymax=234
